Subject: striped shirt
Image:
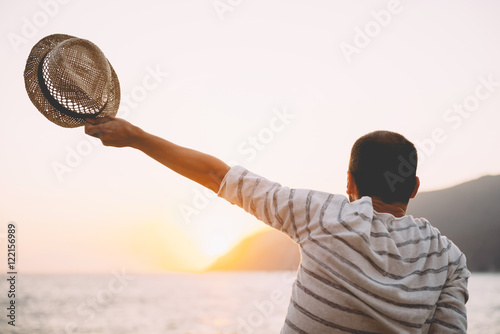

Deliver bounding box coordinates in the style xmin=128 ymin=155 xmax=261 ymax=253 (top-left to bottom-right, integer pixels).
xmin=217 ymin=166 xmax=470 ymax=334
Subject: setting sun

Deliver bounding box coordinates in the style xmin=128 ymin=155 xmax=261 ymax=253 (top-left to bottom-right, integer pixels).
xmin=204 ymin=232 xmax=233 ymax=258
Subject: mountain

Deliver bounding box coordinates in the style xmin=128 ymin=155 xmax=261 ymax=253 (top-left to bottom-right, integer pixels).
xmin=407 ymin=175 xmax=500 ymax=272
xmin=208 ymin=228 xmax=300 ymax=271
xmin=208 ymin=175 xmax=500 ymax=272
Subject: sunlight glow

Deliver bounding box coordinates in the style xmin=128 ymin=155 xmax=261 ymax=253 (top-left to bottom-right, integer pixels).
xmin=205 ymin=233 xmax=233 ymax=258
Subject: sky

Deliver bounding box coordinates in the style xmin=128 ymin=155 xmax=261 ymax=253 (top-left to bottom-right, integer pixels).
xmin=1 ymin=0 xmax=499 ymax=273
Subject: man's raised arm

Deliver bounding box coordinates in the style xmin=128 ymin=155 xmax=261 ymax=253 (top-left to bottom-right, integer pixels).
xmin=84 ymin=116 xmax=231 ymax=193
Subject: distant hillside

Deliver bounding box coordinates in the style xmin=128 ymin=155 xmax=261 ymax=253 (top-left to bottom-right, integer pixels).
xmin=208 ymin=228 xmax=300 ymax=271
xmin=408 ymin=175 xmax=500 ymax=272
xmin=208 ymin=175 xmax=500 ymax=272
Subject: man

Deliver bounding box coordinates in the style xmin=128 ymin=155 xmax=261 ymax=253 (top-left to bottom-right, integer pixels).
xmin=85 ymin=116 xmax=469 ymax=333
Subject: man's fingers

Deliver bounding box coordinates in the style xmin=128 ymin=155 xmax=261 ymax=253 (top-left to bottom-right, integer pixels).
xmin=87 ymin=131 xmax=103 ymax=139
xmin=84 ymin=123 xmax=104 ymax=138
xmin=85 ymin=115 xmax=115 ymax=125
xmin=85 ymin=117 xmax=98 ymax=125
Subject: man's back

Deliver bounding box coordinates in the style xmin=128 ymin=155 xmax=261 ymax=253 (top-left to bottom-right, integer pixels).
xmin=218 ymin=166 xmax=469 ymax=333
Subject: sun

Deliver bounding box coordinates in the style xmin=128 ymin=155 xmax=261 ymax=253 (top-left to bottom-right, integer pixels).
xmin=205 ymin=233 xmax=233 ymax=258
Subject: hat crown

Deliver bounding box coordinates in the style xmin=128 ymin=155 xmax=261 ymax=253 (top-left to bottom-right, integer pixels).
xmin=42 ymin=38 xmax=111 ymax=113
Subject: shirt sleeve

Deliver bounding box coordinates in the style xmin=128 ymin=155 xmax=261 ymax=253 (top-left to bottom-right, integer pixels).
xmin=429 ymin=252 xmax=470 ymax=334
xmin=217 ymin=165 xmax=321 ymax=244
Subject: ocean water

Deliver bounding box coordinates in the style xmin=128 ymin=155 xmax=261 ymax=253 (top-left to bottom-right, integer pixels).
xmin=0 ymin=272 xmax=498 ymax=334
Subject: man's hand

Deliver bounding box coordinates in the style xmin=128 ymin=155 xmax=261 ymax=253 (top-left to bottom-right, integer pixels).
xmin=84 ymin=116 xmax=144 ymax=148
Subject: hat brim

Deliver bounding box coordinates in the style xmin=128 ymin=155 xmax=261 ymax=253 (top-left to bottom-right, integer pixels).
xmin=24 ymin=34 xmax=120 ymax=128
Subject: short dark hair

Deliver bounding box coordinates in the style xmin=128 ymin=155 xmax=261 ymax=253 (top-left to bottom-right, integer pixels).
xmin=348 ymin=130 xmax=418 ymax=204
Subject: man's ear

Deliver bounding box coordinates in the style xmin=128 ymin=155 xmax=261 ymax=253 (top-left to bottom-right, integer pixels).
xmin=347 ymin=172 xmax=358 ymax=200
xmin=410 ymin=176 xmax=420 ymax=199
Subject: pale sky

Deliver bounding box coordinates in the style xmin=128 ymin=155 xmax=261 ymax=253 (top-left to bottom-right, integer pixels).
xmin=1 ymin=0 xmax=500 ymax=273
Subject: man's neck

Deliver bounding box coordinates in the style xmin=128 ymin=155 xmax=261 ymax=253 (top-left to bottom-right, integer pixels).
xmin=371 ymin=197 xmax=407 ymax=218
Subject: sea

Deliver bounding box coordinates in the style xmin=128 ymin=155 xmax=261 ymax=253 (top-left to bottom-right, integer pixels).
xmin=0 ymin=272 xmax=498 ymax=334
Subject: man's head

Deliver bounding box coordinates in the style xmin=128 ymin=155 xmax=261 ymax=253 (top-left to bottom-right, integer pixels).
xmin=347 ymin=130 xmax=419 ymax=204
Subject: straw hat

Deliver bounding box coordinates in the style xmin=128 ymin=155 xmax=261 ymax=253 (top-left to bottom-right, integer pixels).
xmin=24 ymin=34 xmax=120 ymax=128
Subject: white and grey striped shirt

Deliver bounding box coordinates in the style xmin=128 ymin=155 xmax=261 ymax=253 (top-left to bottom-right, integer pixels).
xmin=218 ymin=166 xmax=470 ymax=334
